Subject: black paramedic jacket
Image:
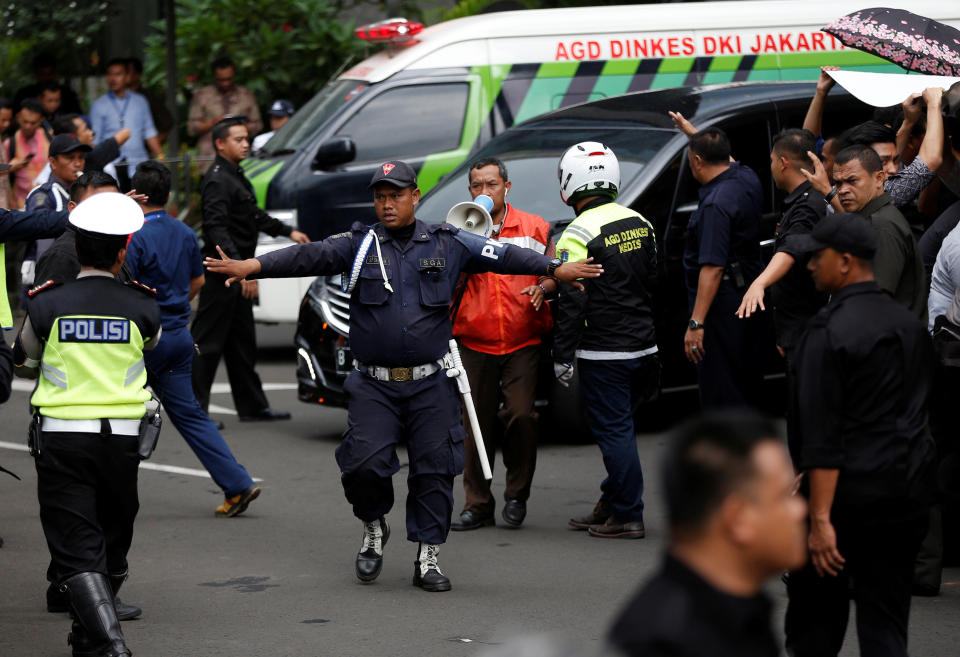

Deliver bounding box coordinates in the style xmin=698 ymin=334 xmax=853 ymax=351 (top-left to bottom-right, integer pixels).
xmin=553 ymin=198 xmax=657 ymax=363
xmin=200 ymin=154 xmax=293 ymax=260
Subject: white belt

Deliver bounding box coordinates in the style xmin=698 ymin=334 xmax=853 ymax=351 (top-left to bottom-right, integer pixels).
xmin=41 ymin=417 xmax=141 ymax=436
xmin=354 ymin=359 xmax=444 ymax=382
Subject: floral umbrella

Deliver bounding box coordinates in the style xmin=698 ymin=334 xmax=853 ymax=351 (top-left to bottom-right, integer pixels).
xmin=824 ymin=7 xmax=960 ymax=77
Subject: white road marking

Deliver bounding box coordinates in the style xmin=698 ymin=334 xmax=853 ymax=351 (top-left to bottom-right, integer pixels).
xmin=0 ymin=441 xmax=262 ymax=482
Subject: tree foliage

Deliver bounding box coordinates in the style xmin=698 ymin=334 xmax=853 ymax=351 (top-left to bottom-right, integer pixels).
xmin=143 ymin=0 xmax=366 ymax=116
xmin=0 ymin=1 xmax=115 ymax=96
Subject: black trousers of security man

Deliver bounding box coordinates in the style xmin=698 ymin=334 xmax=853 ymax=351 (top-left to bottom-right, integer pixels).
xmin=335 ymin=369 xmax=465 ymax=544
xmin=192 ymin=272 xmax=270 ymax=416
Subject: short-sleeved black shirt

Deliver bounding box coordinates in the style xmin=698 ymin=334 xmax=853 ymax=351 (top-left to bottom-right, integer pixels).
xmin=683 ymin=162 xmax=764 ymax=300
xmin=608 ymin=555 xmax=779 ymax=657
xmin=770 ymin=181 xmax=828 ymax=349
xmin=791 ymin=281 xmax=935 ymax=521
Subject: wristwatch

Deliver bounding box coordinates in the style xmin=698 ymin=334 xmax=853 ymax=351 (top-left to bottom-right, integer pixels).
xmin=824 ymin=185 xmax=839 ymax=203
xmin=688 ymin=319 xmax=705 ymax=330
xmin=546 ymin=258 xmax=562 ymax=276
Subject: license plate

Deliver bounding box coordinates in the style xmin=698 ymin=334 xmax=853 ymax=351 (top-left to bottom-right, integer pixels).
xmin=334 ymin=341 xmax=352 ymax=374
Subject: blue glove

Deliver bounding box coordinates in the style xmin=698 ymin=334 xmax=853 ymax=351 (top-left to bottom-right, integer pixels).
xmin=553 ymin=362 xmax=574 ymax=387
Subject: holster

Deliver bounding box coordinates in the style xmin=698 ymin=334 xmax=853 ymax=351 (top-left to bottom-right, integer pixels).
xmin=137 ymin=410 xmax=162 ymax=461
xmin=27 ymin=414 xmax=42 ymax=458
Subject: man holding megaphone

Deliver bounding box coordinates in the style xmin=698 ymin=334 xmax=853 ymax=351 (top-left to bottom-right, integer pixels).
xmin=449 ymin=157 xmax=556 ymax=532
xmin=203 ymin=160 xmax=601 ymax=592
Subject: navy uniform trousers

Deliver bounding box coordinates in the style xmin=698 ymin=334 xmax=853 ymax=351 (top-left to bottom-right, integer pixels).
xmin=335 ymin=368 xmax=466 ymax=545
xmin=145 ymin=325 xmax=254 ymax=497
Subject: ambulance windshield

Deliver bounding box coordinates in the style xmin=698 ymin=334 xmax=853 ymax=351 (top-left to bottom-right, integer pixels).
xmin=419 ymin=125 xmax=674 ymax=225
xmin=262 ymin=80 xmax=368 ymax=154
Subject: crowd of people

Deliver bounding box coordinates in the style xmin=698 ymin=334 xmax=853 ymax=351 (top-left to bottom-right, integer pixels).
xmin=0 ymin=53 xmax=295 ymax=318
xmin=2 ymin=55 xmax=960 ymax=656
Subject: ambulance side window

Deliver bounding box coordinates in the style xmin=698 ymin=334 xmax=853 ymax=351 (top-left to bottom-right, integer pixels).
xmin=337 ymin=84 xmax=469 ymax=162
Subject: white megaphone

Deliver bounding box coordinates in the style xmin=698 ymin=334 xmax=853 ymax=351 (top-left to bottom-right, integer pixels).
xmin=445 ymin=194 xmax=494 ymax=237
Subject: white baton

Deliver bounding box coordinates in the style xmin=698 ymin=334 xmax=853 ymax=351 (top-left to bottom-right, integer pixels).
xmin=446 ymin=339 xmax=493 ymax=481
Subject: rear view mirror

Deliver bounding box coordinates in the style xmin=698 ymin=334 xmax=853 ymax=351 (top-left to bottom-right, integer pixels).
xmin=312 ymin=136 xmax=356 ymax=169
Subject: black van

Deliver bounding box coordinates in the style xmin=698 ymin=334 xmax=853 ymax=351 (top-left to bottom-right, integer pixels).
xmin=292 ymin=81 xmax=870 ymax=424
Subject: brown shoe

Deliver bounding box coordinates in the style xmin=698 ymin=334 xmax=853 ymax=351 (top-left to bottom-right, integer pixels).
xmin=587 ymin=517 xmax=645 ymax=539
xmin=569 ymin=500 xmax=611 ymax=530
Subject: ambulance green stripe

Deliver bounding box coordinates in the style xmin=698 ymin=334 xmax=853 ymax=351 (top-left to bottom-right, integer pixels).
xmin=418 ymin=64 xmax=515 ymax=193
xmin=249 ymin=161 xmax=284 ymax=208
xmin=513 ymin=62 xmax=580 ymax=123
xmin=591 ymin=59 xmax=642 ymax=98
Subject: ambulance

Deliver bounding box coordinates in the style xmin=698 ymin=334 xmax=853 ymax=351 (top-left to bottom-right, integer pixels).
xmin=250 ymin=0 xmax=960 ymax=323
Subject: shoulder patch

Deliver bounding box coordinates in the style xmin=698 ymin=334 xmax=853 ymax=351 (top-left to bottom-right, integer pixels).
xmin=126 ymin=280 xmax=157 ymax=296
xmin=27 ymin=280 xmax=59 ymax=297
xmin=432 ymin=223 xmax=456 ymax=233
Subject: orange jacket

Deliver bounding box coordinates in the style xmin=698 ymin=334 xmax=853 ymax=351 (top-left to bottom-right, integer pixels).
xmin=453 ymin=204 xmax=553 ymax=355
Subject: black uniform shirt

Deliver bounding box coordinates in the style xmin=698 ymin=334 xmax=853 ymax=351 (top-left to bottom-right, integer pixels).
xmin=683 ymin=162 xmax=764 ymax=301
xmin=608 ymin=555 xmax=779 ymax=657
xmin=200 ymin=154 xmax=293 ymax=260
xmin=792 ymin=281 xmax=934 ymax=520
xmin=256 ymin=219 xmax=552 ymax=366
xmin=770 ymin=181 xmax=828 ymax=349
xmin=859 ymin=193 xmax=927 ymax=320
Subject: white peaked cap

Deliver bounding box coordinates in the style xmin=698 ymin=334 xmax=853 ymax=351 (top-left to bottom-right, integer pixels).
xmin=69 ymin=192 xmax=145 ymax=235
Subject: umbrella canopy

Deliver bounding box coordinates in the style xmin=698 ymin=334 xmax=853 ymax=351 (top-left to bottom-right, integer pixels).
xmin=824 ymin=7 xmax=960 ymax=77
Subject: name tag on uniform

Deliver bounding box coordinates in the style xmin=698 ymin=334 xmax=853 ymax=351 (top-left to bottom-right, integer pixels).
xmin=419 ymin=258 xmax=446 ymax=269
xmin=59 ymin=318 xmax=130 ymax=343
xmin=366 ymin=255 xmax=390 ymax=266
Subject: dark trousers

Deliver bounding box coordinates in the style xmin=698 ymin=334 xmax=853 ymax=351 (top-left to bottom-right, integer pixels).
xmin=577 ymin=356 xmax=656 ymax=523
xmin=146 ymin=325 xmax=254 ymax=497
xmin=460 ymin=344 xmax=539 ymax=514
xmin=191 ymin=274 xmax=269 ymax=417
xmin=335 ymin=369 xmax=464 ymax=544
xmin=785 ymin=511 xmax=928 ymax=657
xmin=35 ymin=431 xmax=140 ymax=583
xmin=695 ymin=286 xmax=764 ymax=409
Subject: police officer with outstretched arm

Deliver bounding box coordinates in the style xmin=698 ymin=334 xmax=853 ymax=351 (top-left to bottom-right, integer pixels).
xmin=205 ymin=161 xmax=600 ymax=591
xmin=12 ymin=193 xmax=160 ymax=657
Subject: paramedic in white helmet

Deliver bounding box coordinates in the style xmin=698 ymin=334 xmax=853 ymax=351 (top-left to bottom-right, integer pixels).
xmin=555 ymin=141 xmax=659 ymax=539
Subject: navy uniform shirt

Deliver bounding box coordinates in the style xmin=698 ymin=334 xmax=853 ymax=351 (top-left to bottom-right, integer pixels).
xmin=256 ymin=219 xmax=553 ymax=366
xmin=792 ymin=281 xmax=935 ymax=522
xmin=125 ymin=211 xmax=204 ymax=330
xmin=769 ymin=181 xmax=828 ymax=350
xmin=683 ymin=162 xmax=764 ymax=302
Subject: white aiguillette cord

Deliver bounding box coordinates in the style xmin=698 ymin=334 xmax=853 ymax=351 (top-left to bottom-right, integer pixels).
xmin=343 ymin=229 xmax=393 ymax=294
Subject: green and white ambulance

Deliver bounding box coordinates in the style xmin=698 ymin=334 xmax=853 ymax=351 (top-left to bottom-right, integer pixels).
xmin=249 ymin=0 xmax=960 ymax=322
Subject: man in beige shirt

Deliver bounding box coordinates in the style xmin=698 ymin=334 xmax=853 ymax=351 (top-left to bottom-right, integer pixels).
xmin=187 ymin=57 xmax=262 ymax=173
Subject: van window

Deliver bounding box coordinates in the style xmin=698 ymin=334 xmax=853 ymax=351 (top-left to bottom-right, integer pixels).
xmin=263 ymin=79 xmax=367 ymax=154
xmin=338 ymin=84 xmax=469 ymax=162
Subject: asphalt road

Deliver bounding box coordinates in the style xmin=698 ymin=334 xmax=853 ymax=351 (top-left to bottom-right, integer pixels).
xmin=1 ymin=326 xmax=959 ymax=656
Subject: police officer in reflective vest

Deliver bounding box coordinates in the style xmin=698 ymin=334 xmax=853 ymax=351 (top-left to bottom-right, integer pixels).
xmin=205 ymin=161 xmax=599 ymax=591
xmin=13 ymin=192 xmax=160 ymax=657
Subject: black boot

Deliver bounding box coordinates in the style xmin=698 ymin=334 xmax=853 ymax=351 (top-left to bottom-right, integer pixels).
xmin=62 ymin=572 xmax=131 ymax=657
xmin=49 ymin=577 xmax=142 ymax=621
xmin=355 ymin=517 xmax=389 ymax=582
xmin=413 ymin=542 xmax=451 ymax=592
xmin=109 ymin=572 xmax=143 ymax=620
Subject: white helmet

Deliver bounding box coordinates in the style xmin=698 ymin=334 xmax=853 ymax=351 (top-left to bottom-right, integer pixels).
xmin=557 ymin=141 xmax=620 ymax=205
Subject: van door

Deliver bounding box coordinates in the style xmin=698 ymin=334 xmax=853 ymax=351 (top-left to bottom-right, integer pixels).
xmin=295 ymin=76 xmax=483 ymax=238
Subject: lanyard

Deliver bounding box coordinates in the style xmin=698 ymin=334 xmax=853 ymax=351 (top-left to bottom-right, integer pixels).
xmin=143 ymin=211 xmax=165 ymax=222
xmin=108 ymin=92 xmax=131 ymax=127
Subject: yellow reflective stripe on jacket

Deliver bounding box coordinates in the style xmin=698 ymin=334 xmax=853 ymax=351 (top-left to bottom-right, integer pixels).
xmin=0 ymin=244 xmax=10 ymax=328
xmin=556 ymin=202 xmax=654 ymax=262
